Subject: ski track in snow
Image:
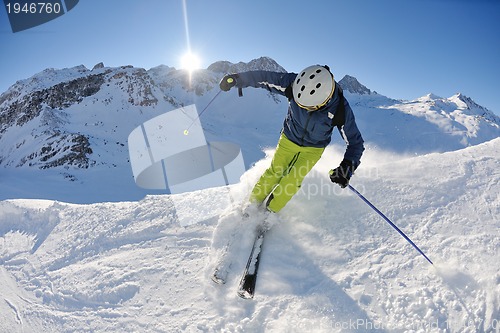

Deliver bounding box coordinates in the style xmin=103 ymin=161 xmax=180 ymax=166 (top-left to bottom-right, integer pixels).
xmin=0 ymin=139 xmax=499 ymax=332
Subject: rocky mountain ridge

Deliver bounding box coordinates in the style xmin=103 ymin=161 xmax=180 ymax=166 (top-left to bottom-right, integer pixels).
xmin=338 ymin=75 xmax=373 ymax=95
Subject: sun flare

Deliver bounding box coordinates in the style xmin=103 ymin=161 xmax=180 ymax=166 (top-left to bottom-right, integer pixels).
xmin=180 ymin=52 xmax=201 ymax=72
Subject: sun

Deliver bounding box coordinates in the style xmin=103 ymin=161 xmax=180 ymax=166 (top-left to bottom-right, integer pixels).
xmin=180 ymin=52 xmax=201 ymax=72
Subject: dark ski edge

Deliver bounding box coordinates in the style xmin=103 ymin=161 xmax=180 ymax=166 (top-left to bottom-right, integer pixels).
xmin=237 ymin=228 xmax=266 ymax=300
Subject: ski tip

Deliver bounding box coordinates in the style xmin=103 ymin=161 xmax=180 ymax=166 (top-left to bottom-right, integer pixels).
xmin=211 ymin=274 xmax=226 ymax=285
xmin=237 ymin=290 xmax=254 ymax=300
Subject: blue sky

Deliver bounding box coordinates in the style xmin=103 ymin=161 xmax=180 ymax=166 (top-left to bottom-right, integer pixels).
xmin=1 ymin=0 xmax=499 ymax=114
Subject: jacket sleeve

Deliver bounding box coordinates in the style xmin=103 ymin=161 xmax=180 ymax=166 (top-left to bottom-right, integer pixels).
xmin=338 ymin=99 xmax=365 ymax=167
xmin=235 ymin=71 xmax=296 ymax=97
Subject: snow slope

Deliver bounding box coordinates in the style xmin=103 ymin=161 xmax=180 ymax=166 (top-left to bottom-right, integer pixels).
xmin=1 ymin=138 xmax=498 ymax=332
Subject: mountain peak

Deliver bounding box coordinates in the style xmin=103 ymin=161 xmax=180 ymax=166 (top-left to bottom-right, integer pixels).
xmin=426 ymin=93 xmax=443 ymax=100
xmin=338 ymin=75 xmax=372 ymax=95
xmin=415 ymin=93 xmax=444 ymax=103
xmin=92 ymin=62 xmax=105 ymax=70
xmin=450 ymin=93 xmax=483 ymax=110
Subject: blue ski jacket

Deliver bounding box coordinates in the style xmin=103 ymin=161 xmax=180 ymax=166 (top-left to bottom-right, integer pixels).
xmin=235 ymin=70 xmax=365 ymax=166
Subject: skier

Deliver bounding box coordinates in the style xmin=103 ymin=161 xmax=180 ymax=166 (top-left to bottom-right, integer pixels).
xmin=219 ymin=65 xmax=365 ymax=214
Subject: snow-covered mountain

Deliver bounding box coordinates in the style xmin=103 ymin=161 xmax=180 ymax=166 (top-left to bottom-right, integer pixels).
xmin=0 ymin=57 xmax=286 ymax=171
xmin=0 ymin=57 xmax=498 ymax=203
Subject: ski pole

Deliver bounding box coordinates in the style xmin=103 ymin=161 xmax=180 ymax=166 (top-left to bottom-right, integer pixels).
xmin=348 ymin=184 xmax=433 ymax=265
xmin=184 ymin=89 xmax=222 ymax=135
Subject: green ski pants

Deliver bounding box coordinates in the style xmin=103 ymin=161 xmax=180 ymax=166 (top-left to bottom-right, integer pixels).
xmin=250 ymin=133 xmax=325 ymax=212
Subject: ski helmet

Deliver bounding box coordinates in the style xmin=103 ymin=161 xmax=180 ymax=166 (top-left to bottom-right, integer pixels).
xmin=292 ymin=65 xmax=335 ymax=111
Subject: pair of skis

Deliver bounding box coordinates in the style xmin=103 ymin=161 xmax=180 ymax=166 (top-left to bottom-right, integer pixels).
xmin=212 ymin=225 xmax=267 ymax=299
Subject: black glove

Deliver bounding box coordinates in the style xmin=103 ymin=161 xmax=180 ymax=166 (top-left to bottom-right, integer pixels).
xmin=219 ymin=74 xmax=238 ymax=91
xmin=329 ymin=160 xmax=356 ymax=188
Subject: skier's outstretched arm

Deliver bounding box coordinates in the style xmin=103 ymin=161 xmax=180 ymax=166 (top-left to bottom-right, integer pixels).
xmin=220 ymin=71 xmax=296 ymax=97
